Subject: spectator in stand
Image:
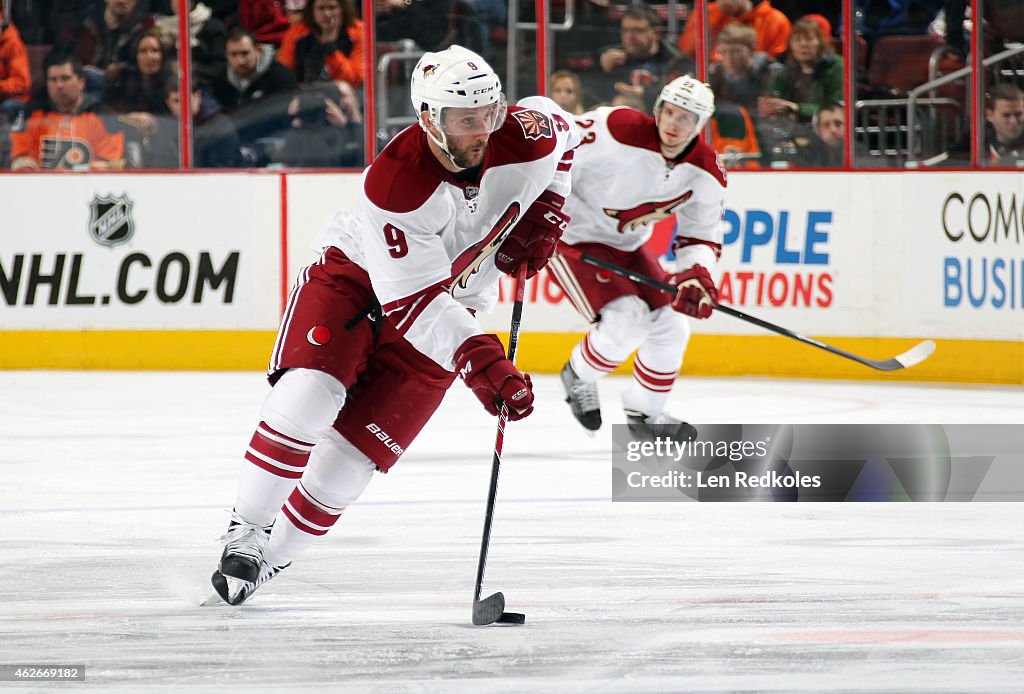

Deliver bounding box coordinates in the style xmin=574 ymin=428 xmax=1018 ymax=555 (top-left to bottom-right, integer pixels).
xmin=679 ymin=0 xmax=792 ymax=60
xmin=707 ymin=23 xmax=782 ymax=114
xmin=103 ymin=28 xmax=173 ymax=166
xmin=277 ymin=0 xmax=363 ymax=87
xmin=982 ymin=82 xmax=1024 ymax=165
xmin=104 ymin=29 xmax=171 ymax=120
xmin=272 ymin=80 xmax=363 ymax=167
xmin=1 ymin=6 xmax=31 ymax=114
xmin=211 ymin=27 xmax=298 ymax=110
xmin=56 ymin=0 xmax=155 ymax=89
xmin=374 ymin=0 xmax=453 ymax=53
xmin=794 ymin=100 xmax=844 ymax=166
xmin=153 ymin=1 xmax=227 ymax=89
xmin=0 ymin=6 xmax=31 ymax=167
xmin=590 ymin=5 xmax=690 ymax=111
xmin=239 ymin=0 xmax=293 ymax=47
xmin=143 ymin=77 xmax=243 ymax=168
xmin=757 ymin=16 xmax=843 ymax=123
xmin=210 ymin=27 xmax=298 ymax=165
xmin=10 ymin=52 xmax=125 ymax=170
xmin=550 ymin=69 xmax=585 ymax=115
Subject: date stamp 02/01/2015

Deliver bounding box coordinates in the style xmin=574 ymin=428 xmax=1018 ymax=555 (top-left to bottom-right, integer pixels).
xmin=0 ymin=665 xmax=86 ymax=682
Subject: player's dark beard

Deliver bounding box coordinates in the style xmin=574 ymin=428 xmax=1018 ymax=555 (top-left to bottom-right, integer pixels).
xmin=450 ymin=139 xmax=487 ymax=169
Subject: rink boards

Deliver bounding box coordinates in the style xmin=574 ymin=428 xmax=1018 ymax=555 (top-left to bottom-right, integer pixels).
xmin=1 ymin=170 xmax=1021 ymax=383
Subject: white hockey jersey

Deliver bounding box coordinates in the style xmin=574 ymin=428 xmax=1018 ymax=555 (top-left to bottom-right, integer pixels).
xmin=562 ymin=106 xmax=727 ymax=271
xmin=314 ymin=96 xmax=581 ymax=370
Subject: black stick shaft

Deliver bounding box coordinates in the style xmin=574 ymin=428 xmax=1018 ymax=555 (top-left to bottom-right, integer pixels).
xmin=558 ymin=246 xmax=928 ymax=372
xmin=473 ymin=263 xmax=528 ymax=603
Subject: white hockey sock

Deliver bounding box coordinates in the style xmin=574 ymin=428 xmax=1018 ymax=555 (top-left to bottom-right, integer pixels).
xmin=233 ymin=369 xmax=348 ymax=527
xmin=622 ymin=306 xmax=689 ymax=417
xmin=623 ymin=356 xmax=678 ymax=416
xmin=263 ymin=482 xmax=344 ymax=566
xmin=235 ymin=421 xmax=316 ymax=526
xmin=570 ymin=296 xmax=656 ymax=382
xmin=263 ymin=431 xmax=374 ymax=567
xmin=569 ymin=334 xmax=621 ymax=382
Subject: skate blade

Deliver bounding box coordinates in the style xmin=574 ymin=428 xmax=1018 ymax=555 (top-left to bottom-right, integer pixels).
xmin=225 ymin=576 xmax=249 ymax=603
xmin=210 ymin=570 xmax=250 ymax=606
xmin=200 ymin=591 xmax=223 ymax=607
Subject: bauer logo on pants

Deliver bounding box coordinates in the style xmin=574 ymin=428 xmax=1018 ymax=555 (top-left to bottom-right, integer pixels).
xmin=88 ymin=193 xmax=135 ymax=248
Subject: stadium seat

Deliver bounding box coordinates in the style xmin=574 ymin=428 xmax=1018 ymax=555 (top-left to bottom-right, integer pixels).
xmin=867 ymin=34 xmax=945 ymax=94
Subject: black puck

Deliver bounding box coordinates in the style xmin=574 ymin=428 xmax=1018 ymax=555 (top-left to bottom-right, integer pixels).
xmin=496 ymin=611 xmax=526 ymax=624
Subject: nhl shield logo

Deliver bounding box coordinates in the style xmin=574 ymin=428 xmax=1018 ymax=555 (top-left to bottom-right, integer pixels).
xmin=464 ymin=185 xmax=480 ymax=213
xmin=88 ymin=193 xmax=135 ymax=247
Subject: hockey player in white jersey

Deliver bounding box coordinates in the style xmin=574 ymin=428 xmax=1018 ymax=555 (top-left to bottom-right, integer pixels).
xmin=546 ymin=76 xmax=725 ymax=441
xmin=210 ymin=45 xmax=580 ymax=605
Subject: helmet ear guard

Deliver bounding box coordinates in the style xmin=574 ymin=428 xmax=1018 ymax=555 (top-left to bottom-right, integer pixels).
xmin=654 ymin=76 xmax=716 ymax=149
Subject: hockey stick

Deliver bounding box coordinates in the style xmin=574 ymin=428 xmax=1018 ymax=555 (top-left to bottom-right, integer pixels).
xmin=472 ymin=263 xmax=528 ymax=626
xmin=556 ymin=245 xmax=935 ymax=372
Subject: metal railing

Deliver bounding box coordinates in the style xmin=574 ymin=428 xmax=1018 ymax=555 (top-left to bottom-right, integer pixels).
xmin=375 ymin=41 xmax=424 ymax=143
xmin=855 ymin=97 xmax=962 ymax=165
xmin=906 ymin=42 xmax=1024 ymax=166
xmin=505 ymin=0 xmax=576 ymax=101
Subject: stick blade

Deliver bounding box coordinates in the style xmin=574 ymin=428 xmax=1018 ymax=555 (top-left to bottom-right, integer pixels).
xmin=897 ymin=341 xmax=937 ymax=370
xmin=894 ymin=339 xmax=936 ymax=369
xmin=862 ymin=339 xmax=937 ymax=371
xmin=472 ymin=591 xmax=505 ymax=625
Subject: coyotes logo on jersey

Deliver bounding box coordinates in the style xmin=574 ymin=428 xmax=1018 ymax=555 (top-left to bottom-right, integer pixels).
xmin=602 ymin=190 xmax=693 ymax=233
xmin=448 ymin=201 xmax=521 ymax=291
xmin=511 ymin=109 xmax=553 ymax=140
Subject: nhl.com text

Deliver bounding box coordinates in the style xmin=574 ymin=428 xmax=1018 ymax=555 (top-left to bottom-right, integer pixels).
xmin=623 ymin=437 xmax=822 ymax=490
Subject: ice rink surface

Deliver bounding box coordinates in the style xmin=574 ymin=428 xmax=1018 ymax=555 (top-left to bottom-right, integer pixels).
xmin=3 ymin=370 xmax=1024 ymax=693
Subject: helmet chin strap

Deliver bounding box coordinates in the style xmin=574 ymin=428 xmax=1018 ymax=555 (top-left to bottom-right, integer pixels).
xmin=420 ymin=112 xmax=466 ymax=171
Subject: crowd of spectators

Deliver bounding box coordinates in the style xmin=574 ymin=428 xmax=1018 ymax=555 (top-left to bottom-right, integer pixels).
xmin=557 ymin=0 xmax=1021 ymax=168
xmin=1 ymin=0 xmax=367 ymax=169
xmin=1 ymin=0 xmax=1020 ymax=170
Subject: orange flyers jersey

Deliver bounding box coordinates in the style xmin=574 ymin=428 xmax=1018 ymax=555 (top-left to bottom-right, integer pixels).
xmin=11 ymin=110 xmax=125 ymax=169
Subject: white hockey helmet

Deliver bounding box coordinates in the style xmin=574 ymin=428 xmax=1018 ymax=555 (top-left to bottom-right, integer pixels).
xmin=410 ymin=45 xmax=506 ymax=153
xmin=654 ymin=75 xmax=716 ymax=148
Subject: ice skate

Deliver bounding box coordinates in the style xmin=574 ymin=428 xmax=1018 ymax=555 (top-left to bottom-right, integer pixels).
xmin=211 ymin=560 xmax=290 ymax=606
xmin=561 ymin=362 xmax=602 ymax=432
xmin=625 ymin=410 xmax=697 ymax=442
xmin=215 ymin=511 xmax=272 ymax=602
